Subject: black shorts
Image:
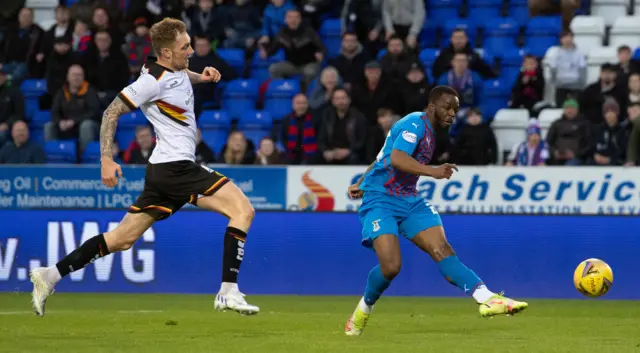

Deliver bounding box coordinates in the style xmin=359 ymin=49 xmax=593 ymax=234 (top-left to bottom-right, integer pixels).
xmin=128 ymin=160 xmax=230 ymax=221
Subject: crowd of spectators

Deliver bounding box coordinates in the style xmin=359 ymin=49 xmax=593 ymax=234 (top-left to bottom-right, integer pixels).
xmin=0 ymin=0 xmax=639 ymax=167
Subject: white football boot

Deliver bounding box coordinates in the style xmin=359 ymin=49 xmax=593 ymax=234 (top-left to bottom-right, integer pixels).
xmin=214 ymin=291 xmax=260 ymax=315
xmin=30 ymin=267 xmax=57 ymax=317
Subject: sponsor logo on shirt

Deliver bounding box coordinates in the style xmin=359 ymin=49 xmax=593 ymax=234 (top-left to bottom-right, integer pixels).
xmin=402 ymin=130 xmax=417 ymax=143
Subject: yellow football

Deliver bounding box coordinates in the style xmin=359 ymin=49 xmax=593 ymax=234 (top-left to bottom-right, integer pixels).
xmin=573 ymin=258 xmax=613 ymax=297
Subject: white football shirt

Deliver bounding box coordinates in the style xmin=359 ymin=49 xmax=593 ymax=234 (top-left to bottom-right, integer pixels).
xmin=118 ymin=58 xmax=196 ymax=164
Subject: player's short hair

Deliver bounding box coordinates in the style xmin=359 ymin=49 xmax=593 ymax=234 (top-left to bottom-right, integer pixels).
xmin=428 ymin=86 xmax=459 ymax=103
xmin=149 ymin=18 xmax=187 ymax=55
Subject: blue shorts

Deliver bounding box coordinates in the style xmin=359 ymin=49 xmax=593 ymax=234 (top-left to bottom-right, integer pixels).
xmin=358 ymin=191 xmax=443 ymax=249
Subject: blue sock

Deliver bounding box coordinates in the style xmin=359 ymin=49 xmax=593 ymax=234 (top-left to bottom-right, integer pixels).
xmin=363 ymin=265 xmax=392 ymax=306
xmin=437 ymin=255 xmax=484 ymax=296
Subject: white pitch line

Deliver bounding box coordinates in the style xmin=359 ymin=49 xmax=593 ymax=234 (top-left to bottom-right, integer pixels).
xmin=0 ymin=310 xmax=164 ymax=316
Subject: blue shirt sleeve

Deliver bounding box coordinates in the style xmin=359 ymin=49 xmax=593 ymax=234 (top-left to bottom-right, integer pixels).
xmin=392 ymin=117 xmax=425 ymax=155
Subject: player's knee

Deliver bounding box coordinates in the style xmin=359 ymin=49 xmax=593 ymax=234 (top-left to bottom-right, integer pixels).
xmin=430 ymin=241 xmax=455 ymax=262
xmin=380 ymin=259 xmax=402 ymax=280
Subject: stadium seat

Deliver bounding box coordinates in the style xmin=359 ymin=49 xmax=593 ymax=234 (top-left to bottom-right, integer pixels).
xmin=216 ymin=49 xmax=245 ymax=77
xmin=45 ymin=140 xmax=77 ymax=164
xmin=495 ymin=48 xmax=527 ymax=84
xmin=250 ymin=50 xmax=285 ymax=84
xmin=591 ymin=0 xmax=629 ymax=26
xmin=419 ymin=48 xmax=440 ymax=68
xmin=483 ymin=18 xmax=520 ymax=54
xmin=29 ymin=110 xmax=51 ymax=144
xmin=199 ymin=110 xmax=231 ymax=154
xmin=480 ymin=79 xmax=511 ymax=119
xmin=419 ymin=23 xmax=438 ymax=48
xmin=570 ymin=16 xmax=606 ymax=52
xmin=525 ymin=16 xmax=563 ymax=58
xmin=238 ymin=111 xmax=273 ymax=146
xmin=20 ymin=79 xmax=47 ymax=119
xmin=609 ymin=16 xmax=640 ymax=50
xmin=442 ymin=18 xmax=478 ymax=48
xmin=222 ymin=79 xmax=259 ymax=120
xmin=115 ymin=110 xmax=147 ymax=151
xmin=264 ymin=79 xmax=301 ymax=120
xmin=320 ymin=18 xmax=342 ymax=57
xmin=467 ymin=0 xmax=503 ymax=20
xmin=81 ymin=141 xmax=101 ymax=164
xmin=587 ymin=46 xmax=618 ymax=84
xmin=538 ymin=108 xmax=563 ymax=138
xmin=427 ymin=0 xmax=462 ymax=26
xmin=492 ymin=108 xmax=530 ymax=155
xmin=508 ymin=0 xmax=530 ymax=25
xmin=634 ymin=47 xmax=640 ymax=60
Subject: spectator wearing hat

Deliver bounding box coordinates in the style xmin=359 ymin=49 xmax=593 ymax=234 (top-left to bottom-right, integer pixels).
xmin=351 ymin=60 xmax=401 ymax=125
xmin=327 ymin=32 xmax=370 ymax=89
xmin=548 ymin=30 xmax=587 ymax=106
xmin=0 ymin=121 xmax=45 ymax=164
xmin=126 ymin=17 xmax=154 ymax=80
xmin=400 ymin=61 xmax=431 ymax=114
xmin=546 ymin=98 xmax=590 ymax=165
xmin=82 ymin=30 xmax=130 ymax=109
xmin=506 ymin=120 xmax=549 ymax=166
xmin=452 ymin=108 xmax=497 ymax=165
xmin=580 ymin=63 xmax=627 ymax=126
xmin=0 ymin=67 xmax=25 ymax=146
xmin=589 ymin=98 xmax=628 ymax=166
xmin=510 ymin=54 xmax=545 ymax=116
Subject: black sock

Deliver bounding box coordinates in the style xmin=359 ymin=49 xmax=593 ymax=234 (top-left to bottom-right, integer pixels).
xmin=222 ymin=227 xmax=247 ymax=283
xmin=55 ymin=234 xmax=110 ymax=277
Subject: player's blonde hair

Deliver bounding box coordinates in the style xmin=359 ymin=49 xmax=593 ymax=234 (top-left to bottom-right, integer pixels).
xmin=149 ymin=18 xmax=187 ymax=55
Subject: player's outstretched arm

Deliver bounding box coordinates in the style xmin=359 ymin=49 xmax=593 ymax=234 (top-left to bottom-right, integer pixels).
xmin=187 ymin=67 xmax=221 ymax=84
xmin=100 ymin=96 xmax=129 ymax=187
xmin=390 ymin=149 xmax=457 ymax=179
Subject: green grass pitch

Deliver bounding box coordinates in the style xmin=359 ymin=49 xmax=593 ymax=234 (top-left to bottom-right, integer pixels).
xmin=0 ymin=293 xmax=639 ymax=353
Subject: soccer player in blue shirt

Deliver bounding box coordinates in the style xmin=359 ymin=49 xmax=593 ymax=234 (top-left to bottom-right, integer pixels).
xmin=345 ymin=86 xmax=528 ymax=336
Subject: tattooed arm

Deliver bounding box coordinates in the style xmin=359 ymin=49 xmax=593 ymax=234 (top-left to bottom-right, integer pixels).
xmin=100 ymin=96 xmax=131 ymax=159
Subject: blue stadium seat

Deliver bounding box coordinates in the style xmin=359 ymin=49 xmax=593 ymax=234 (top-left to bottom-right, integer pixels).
xmin=199 ymin=110 xmax=231 ymax=154
xmin=508 ymin=0 xmax=530 ymax=25
xmin=427 ymin=0 xmax=462 ymax=27
xmin=264 ymin=79 xmax=301 ymax=120
xmin=377 ymin=49 xmax=387 ymax=60
xmin=31 ymin=111 xmax=51 ymax=128
xmin=634 ymin=47 xmax=640 ymax=60
xmin=419 ymin=49 xmax=441 ymax=68
xmin=467 ymin=0 xmax=503 ymax=20
xmin=114 ymin=110 xmax=147 ymax=151
xmin=45 ymin=140 xmax=77 ymax=164
xmin=320 ymin=18 xmax=342 ymax=57
xmin=250 ymin=50 xmax=285 ymax=84
xmin=480 ymin=79 xmax=510 ymax=119
xmin=21 ymin=79 xmax=47 ymax=119
xmin=525 ymin=16 xmax=562 ymax=58
xmin=81 ymin=141 xmax=101 ymax=164
xmin=419 ymin=23 xmax=438 ymax=48
xmin=222 ymin=79 xmax=259 ymax=119
xmin=495 ymin=47 xmax=527 ymax=84
xmin=238 ymin=111 xmax=273 ymax=146
xmin=216 ymin=49 xmax=245 ymax=76
xmin=483 ymin=18 xmax=519 ymax=53
xmin=442 ymin=19 xmax=478 ymax=48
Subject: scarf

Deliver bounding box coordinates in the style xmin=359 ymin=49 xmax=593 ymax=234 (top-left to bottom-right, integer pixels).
xmin=517 ymin=141 xmax=547 ymax=166
xmin=287 ymin=113 xmax=317 ymax=160
xmin=448 ymin=69 xmax=474 ymax=106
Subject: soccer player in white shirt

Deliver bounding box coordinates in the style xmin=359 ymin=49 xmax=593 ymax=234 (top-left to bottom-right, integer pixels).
xmin=30 ymin=18 xmax=259 ymax=316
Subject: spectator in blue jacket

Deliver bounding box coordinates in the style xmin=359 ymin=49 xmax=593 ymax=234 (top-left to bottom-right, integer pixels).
xmin=0 ymin=121 xmax=46 ymax=164
xmin=259 ymin=0 xmax=295 ymax=45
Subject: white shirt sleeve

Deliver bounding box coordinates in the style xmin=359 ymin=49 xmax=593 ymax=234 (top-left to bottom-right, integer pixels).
xmin=118 ymin=74 xmax=160 ymax=110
